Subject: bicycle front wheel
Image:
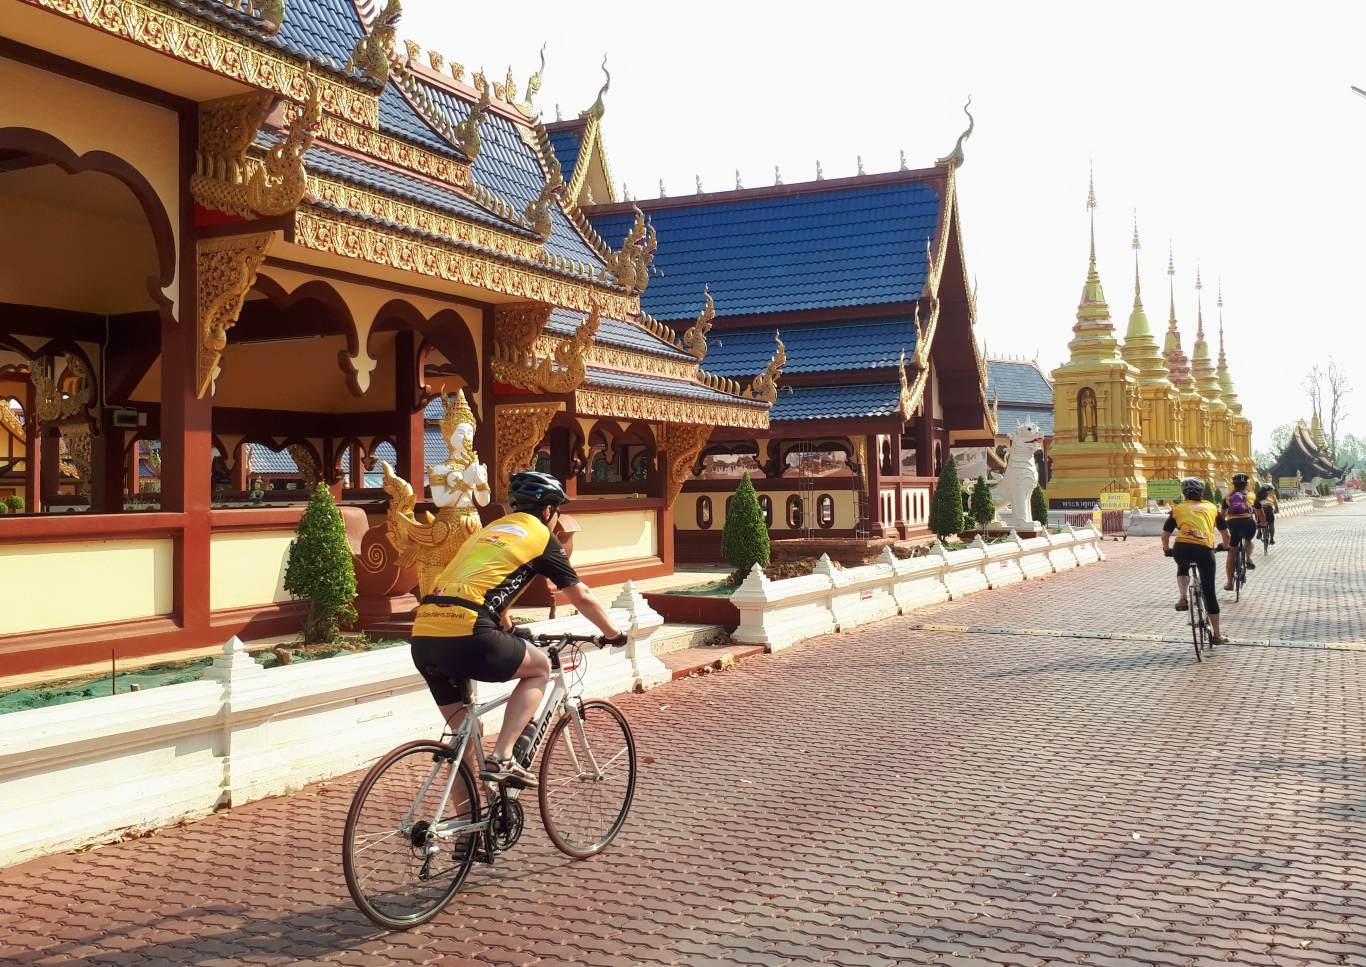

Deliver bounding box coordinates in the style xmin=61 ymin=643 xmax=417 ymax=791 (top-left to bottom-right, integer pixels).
xmin=538 ymin=700 xmax=636 ymax=859
xmin=342 ymin=741 xmax=480 ymax=930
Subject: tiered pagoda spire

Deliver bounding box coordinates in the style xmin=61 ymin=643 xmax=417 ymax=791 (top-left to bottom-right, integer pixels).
xmin=1121 ymin=213 xmax=1172 ymax=386
xmin=1189 ymin=266 xmax=1224 ymax=402
xmin=1067 ymin=167 xmax=1122 ymax=361
xmin=1162 ymin=244 xmax=1194 ymax=391
xmin=1215 ymin=282 xmax=1242 ymax=414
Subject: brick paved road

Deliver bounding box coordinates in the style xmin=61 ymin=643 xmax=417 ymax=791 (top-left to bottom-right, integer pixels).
xmin=2 ymin=506 xmax=1364 ymax=966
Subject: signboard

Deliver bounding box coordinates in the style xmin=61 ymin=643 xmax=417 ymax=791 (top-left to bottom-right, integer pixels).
xmin=1099 ymin=492 xmax=1131 ymax=511
xmin=1049 ymin=498 xmax=1099 ymax=511
xmin=1147 ymin=478 xmax=1182 ymax=502
xmin=1277 ymin=476 xmax=1300 ymax=494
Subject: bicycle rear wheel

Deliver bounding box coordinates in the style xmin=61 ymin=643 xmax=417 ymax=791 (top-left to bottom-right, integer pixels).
xmin=1190 ymin=594 xmax=1204 ymax=663
xmin=538 ymin=700 xmax=636 ymax=859
xmin=343 ymin=741 xmax=480 ymax=930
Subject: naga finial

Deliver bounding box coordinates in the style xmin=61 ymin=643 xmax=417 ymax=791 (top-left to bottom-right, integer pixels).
xmin=682 ymin=285 xmax=715 ymax=360
xmin=581 ymin=55 xmax=610 ymax=120
xmin=453 ymin=75 xmax=491 ymax=159
xmin=518 ymin=42 xmax=547 ymax=116
xmin=936 ymin=96 xmax=974 ymax=168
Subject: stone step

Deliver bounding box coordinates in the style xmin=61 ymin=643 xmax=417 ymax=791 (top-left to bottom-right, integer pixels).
xmin=650 ymin=623 xmax=726 ymax=656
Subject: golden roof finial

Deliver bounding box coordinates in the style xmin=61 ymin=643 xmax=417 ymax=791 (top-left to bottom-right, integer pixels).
xmin=1086 ymin=160 xmax=1098 ymax=276
xmin=936 ymin=96 xmax=974 ymax=168
xmin=1131 ymin=208 xmax=1142 ymax=309
xmin=682 ymin=284 xmax=715 ymax=360
xmin=580 ymin=55 xmax=610 ymax=120
xmin=1195 ymin=261 xmax=1205 ymax=338
xmin=517 ymin=43 xmax=546 ymax=116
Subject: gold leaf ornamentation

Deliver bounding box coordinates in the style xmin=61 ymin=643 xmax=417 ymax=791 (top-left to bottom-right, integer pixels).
xmin=494 ymin=403 xmax=562 ymax=501
xmin=492 ymin=305 xmax=599 ymax=393
xmin=287 ymin=443 xmax=321 ymax=490
xmin=523 ymin=151 xmax=564 ymax=240
xmin=495 ymin=303 xmax=553 ymax=351
xmin=603 ymin=206 xmax=657 ymax=293
xmin=573 ymin=388 xmax=769 ymax=431
xmin=453 ymin=79 xmax=491 ymax=159
xmin=293 ymin=209 xmax=638 ymax=318
xmin=345 ymin=0 xmax=401 ymax=88
xmin=196 ymin=232 xmax=274 ymax=398
xmin=316 ymin=115 xmax=472 ymax=190
xmin=658 ymin=422 xmax=715 ymax=509
xmin=745 ymin=331 xmax=786 ymax=404
xmin=681 ymin=285 xmax=715 ymax=361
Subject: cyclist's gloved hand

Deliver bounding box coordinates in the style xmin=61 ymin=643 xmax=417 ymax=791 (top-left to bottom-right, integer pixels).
xmin=509 ymin=625 xmax=534 ymax=641
xmin=1163 ymin=547 xmax=1174 ymax=557
xmin=596 ymin=630 xmax=628 ymax=648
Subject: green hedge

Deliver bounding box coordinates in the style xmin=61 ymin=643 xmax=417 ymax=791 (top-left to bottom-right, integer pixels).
xmin=722 ymin=472 xmax=769 ymax=578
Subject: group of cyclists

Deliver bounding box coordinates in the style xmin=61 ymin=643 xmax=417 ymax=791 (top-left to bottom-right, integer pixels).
xmin=1160 ymin=472 xmax=1277 ymax=644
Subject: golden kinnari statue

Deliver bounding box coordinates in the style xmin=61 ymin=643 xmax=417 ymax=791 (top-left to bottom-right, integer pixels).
xmin=381 ymin=390 xmax=491 ymax=597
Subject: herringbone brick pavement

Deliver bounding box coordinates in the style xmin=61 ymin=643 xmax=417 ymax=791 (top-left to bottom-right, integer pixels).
xmin=1 ymin=506 xmax=1362 ymax=966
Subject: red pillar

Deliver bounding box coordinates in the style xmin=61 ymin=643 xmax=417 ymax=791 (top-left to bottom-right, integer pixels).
xmin=864 ymin=432 xmax=882 ymax=538
xmin=916 ymin=363 xmax=936 ymax=478
xmin=23 ymin=379 xmax=39 ymax=511
xmin=92 ymin=426 xmax=125 ymax=513
xmin=40 ymin=428 xmax=59 ymax=509
xmin=394 ymin=330 xmax=426 ymax=488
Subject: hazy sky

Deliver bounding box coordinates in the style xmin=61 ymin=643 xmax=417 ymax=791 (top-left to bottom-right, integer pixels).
xmin=403 ymin=1 xmax=1364 ymax=450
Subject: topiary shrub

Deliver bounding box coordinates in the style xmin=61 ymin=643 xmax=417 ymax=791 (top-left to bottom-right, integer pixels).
xmin=284 ymin=483 xmax=358 ymax=644
xmin=1316 ymin=479 xmax=1332 ymax=496
xmin=722 ymin=472 xmax=769 ymax=580
xmin=930 ymin=458 xmax=965 ymax=540
xmin=4 ymin=495 xmax=22 ymax=513
xmin=969 ymin=476 xmax=995 ymax=529
xmin=1031 ymin=485 xmax=1048 ymax=525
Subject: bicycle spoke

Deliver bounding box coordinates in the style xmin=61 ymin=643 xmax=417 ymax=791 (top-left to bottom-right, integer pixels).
xmin=538 ymin=701 xmax=636 ymax=859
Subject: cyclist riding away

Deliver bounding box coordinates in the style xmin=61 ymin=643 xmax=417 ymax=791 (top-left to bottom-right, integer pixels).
xmin=1162 ymin=476 xmax=1231 ymax=644
xmin=1221 ymin=473 xmax=1257 ymax=590
xmin=409 ymin=471 xmax=627 ymax=789
xmin=1255 ymin=483 xmax=1277 ymax=545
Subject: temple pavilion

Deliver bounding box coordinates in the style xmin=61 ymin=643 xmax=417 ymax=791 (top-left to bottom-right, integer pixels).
xmin=577 ymin=122 xmax=995 ymax=560
xmin=0 ymin=0 xmax=776 ymax=675
xmin=1263 ymin=417 xmax=1351 ymax=488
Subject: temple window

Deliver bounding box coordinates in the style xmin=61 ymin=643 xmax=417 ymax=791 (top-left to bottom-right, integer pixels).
xmin=696 ymin=495 xmax=713 ymax=529
xmin=1078 ymin=388 xmax=1099 ymax=442
xmin=817 ymin=494 xmax=835 ymax=529
xmin=785 ymin=494 xmax=803 ymax=529
xmin=758 ymin=494 xmax=773 ymax=527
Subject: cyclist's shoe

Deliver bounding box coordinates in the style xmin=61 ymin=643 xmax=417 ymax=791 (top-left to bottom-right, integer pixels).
xmin=1175 ymin=599 xmax=1189 ymax=611
xmin=1210 ymin=633 xmax=1228 ymax=646
xmin=1223 ymin=582 xmax=1234 ymax=591
xmin=480 ymin=756 xmax=538 ymax=790
xmin=1246 ymin=561 xmax=1256 ymax=570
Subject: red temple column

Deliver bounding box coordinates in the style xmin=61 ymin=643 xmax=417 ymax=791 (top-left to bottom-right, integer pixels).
xmin=92 ymin=426 xmax=125 ymax=513
xmin=23 ymin=380 xmax=39 ymax=511
xmin=864 ymin=432 xmax=882 ymax=537
xmin=916 ymin=364 xmax=936 ymax=478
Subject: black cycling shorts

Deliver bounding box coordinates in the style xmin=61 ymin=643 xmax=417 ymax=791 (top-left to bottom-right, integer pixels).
xmin=410 ymin=620 xmax=527 ymax=706
xmin=1227 ymin=518 xmax=1257 ymax=543
xmin=1173 ymin=542 xmax=1219 ymax=615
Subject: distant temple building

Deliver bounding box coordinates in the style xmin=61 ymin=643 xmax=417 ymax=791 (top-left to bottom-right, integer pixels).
xmin=985 ymin=357 xmax=1053 ymax=483
xmin=1264 ymin=417 xmax=1350 ymax=487
xmin=1049 ymin=177 xmax=1253 ymax=508
xmin=580 ymin=115 xmax=995 ymax=558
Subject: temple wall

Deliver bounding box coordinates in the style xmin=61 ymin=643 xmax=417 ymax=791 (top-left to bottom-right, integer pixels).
xmin=210 ymin=337 xmax=397 ymax=414
xmin=209 ymin=532 xmax=294 ymax=610
xmin=0 ymin=539 xmax=174 ymax=635
xmin=0 ymin=56 xmax=180 ymax=313
xmin=570 ymin=509 xmax=657 ymax=566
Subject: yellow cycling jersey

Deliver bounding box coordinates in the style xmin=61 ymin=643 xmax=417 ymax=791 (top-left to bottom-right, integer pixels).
xmin=410 ymin=512 xmax=578 ymax=637
xmin=1167 ymin=500 xmax=1220 ymax=548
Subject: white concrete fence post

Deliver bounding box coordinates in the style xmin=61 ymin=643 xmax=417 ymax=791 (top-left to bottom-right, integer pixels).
xmin=611 ymin=580 xmax=669 ymax=692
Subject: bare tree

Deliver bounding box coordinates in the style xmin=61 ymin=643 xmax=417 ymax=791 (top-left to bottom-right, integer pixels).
xmin=1305 ymin=364 xmax=1324 ymax=427
xmin=1326 ymin=358 xmax=1352 ymax=458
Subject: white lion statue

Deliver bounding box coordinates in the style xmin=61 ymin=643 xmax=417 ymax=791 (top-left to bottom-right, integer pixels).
xmin=987 ymin=420 xmax=1044 ymax=530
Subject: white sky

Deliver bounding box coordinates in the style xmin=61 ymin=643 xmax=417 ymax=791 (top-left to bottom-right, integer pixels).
xmin=403 ymin=0 xmax=1364 ymax=451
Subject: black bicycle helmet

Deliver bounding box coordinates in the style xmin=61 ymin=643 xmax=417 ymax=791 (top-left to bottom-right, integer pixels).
xmin=1180 ymin=476 xmax=1205 ymax=499
xmin=508 ymin=470 xmax=570 ymax=511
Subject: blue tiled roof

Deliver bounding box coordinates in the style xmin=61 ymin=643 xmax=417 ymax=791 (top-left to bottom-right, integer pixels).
xmin=704 ymin=318 xmax=917 ymax=378
xmin=424 ymin=426 xmax=449 ymax=464
xmin=997 ymin=405 xmax=1054 ymax=437
xmin=340 ymin=441 xmax=397 ymax=473
xmin=247 ymin=445 xmax=300 ymax=474
xmin=585 ymin=368 xmax=766 ymax=409
xmin=410 ymin=80 xmax=606 ymax=268
xmin=271 ymin=0 xmax=362 ymax=67
xmin=545 ymin=308 xmax=693 ymax=360
xmin=770 ymin=382 xmax=903 ymax=422
xmin=986 ymin=359 xmax=1053 ymax=406
xmin=378 ymin=85 xmax=468 ymax=158
xmin=546 ymin=125 xmax=585 ymax=179
xmin=588 ymin=180 xmax=941 ymax=321
xmin=298 ymin=140 xmax=530 ymax=235
xmin=423 ymin=397 xmax=445 ymax=420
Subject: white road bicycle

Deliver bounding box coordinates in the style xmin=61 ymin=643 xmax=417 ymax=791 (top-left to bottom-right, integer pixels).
xmin=342 ymin=631 xmax=637 ymax=930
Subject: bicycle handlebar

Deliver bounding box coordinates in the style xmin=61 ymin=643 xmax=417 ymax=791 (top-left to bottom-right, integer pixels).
xmin=508 ymin=626 xmax=626 ymax=648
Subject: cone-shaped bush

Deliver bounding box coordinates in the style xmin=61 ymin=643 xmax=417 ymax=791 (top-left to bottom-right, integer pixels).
xmin=284 ymin=484 xmax=358 ymax=643
xmin=1031 ymin=485 xmax=1048 ymax=526
xmin=969 ymin=476 xmax=996 ymax=528
xmin=722 ymin=472 xmax=769 ymax=578
xmin=930 ymin=458 xmax=965 ymax=540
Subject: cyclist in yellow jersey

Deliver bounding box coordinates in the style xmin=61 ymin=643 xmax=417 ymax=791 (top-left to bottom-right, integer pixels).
xmin=1161 ymin=476 xmax=1232 ymax=643
xmin=410 ymin=471 xmax=625 ymax=789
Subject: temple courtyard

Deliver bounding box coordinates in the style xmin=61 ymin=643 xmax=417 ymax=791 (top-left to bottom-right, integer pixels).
xmin=2 ymin=504 xmax=1363 ymax=966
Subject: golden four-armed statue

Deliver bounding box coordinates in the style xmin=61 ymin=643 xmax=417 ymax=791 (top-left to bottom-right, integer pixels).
xmin=380 ymin=390 xmax=491 ymax=597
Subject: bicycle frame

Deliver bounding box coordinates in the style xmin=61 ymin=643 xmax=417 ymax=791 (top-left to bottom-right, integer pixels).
xmin=407 ymin=641 xmax=609 ymax=855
